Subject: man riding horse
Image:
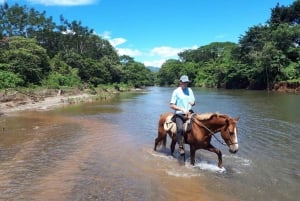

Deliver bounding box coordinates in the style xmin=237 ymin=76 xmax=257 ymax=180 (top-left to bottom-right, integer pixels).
xmin=155 ymin=75 xmax=239 ymax=167
xmin=169 ymin=75 xmax=195 ymax=156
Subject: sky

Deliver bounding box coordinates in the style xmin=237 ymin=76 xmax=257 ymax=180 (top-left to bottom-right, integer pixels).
xmin=1 ymin=0 xmax=296 ymax=67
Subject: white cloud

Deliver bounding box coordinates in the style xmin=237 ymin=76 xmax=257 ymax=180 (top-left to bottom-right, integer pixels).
xmin=150 ymin=45 xmax=198 ymax=58
xmin=150 ymin=46 xmax=182 ymax=58
xmin=116 ymin=48 xmax=142 ymax=57
xmin=144 ymin=45 xmax=198 ymax=67
xmin=99 ymin=31 xmax=126 ymax=47
xmin=144 ymin=59 xmax=167 ymax=68
xmin=100 ymin=31 xmax=111 ymax=40
xmin=98 ymin=31 xmax=198 ymax=68
xmin=0 ymin=0 xmax=5 ymax=4
xmin=109 ymin=38 xmax=127 ymax=47
xmin=28 ymin=0 xmax=97 ymax=6
xmin=99 ymin=31 xmax=141 ymax=57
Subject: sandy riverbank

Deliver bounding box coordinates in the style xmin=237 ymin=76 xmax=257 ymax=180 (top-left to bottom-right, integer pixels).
xmin=0 ymin=92 xmax=96 ymax=115
xmin=0 ymin=87 xmax=142 ymax=115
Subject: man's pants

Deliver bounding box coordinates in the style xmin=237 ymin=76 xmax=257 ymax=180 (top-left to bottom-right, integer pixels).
xmin=175 ymin=114 xmax=185 ymax=147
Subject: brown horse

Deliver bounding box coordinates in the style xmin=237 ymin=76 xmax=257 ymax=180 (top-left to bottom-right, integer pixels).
xmin=154 ymin=112 xmax=239 ymax=168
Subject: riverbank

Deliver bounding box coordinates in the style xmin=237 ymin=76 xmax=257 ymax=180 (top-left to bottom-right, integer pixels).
xmin=0 ymin=87 xmax=126 ymax=115
xmin=273 ymin=81 xmax=300 ymax=93
xmin=0 ymin=93 xmax=91 ymax=114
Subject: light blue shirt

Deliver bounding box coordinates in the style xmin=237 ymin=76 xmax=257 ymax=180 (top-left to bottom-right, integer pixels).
xmin=170 ymin=87 xmax=195 ymax=114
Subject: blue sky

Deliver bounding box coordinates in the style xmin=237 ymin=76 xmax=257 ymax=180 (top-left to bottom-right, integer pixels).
xmin=2 ymin=0 xmax=296 ymax=67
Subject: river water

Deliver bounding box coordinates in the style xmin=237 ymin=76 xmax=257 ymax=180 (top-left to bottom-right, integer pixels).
xmin=0 ymin=87 xmax=299 ymax=201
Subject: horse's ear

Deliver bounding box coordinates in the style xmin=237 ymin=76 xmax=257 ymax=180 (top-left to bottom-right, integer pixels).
xmin=234 ymin=117 xmax=240 ymax=121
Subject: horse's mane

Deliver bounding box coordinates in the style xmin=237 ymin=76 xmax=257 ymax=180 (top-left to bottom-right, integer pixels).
xmin=194 ymin=112 xmax=224 ymax=120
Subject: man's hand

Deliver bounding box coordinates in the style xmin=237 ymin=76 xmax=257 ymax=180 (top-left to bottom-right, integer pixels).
xmin=181 ymin=108 xmax=189 ymax=114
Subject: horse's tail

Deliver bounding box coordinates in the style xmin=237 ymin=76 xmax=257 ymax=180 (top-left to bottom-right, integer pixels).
xmin=156 ymin=134 xmax=167 ymax=148
xmin=154 ymin=112 xmax=172 ymax=150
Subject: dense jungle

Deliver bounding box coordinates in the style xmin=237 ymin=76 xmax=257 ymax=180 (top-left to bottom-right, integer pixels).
xmin=0 ymin=1 xmax=299 ymax=92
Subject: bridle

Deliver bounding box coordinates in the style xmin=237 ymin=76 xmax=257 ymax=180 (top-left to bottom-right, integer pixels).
xmin=191 ymin=115 xmax=238 ymax=146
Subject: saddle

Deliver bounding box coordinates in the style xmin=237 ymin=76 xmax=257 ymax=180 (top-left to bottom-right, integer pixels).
xmin=163 ymin=113 xmax=194 ymax=135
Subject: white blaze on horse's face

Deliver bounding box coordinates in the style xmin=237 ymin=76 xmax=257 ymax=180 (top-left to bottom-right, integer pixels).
xmin=229 ymin=127 xmax=239 ymax=153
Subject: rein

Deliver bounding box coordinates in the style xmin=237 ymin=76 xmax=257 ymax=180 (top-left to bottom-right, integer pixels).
xmin=191 ymin=115 xmax=235 ymax=146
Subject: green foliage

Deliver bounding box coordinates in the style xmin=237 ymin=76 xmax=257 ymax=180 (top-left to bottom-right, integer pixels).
xmin=43 ymin=71 xmax=81 ymax=89
xmin=157 ymin=2 xmax=300 ymax=90
xmin=0 ymin=70 xmax=24 ymax=88
xmin=2 ymin=36 xmax=50 ymax=85
xmin=269 ymin=0 xmax=300 ymax=26
xmin=157 ymin=59 xmax=182 ymax=86
xmin=282 ymin=62 xmax=300 ymax=80
xmin=0 ymin=3 xmax=154 ymax=90
xmin=121 ymin=58 xmax=155 ymax=88
xmin=162 ymin=42 xmax=238 ymax=88
xmin=1 ymin=2 xmax=299 ymax=91
xmin=0 ymin=3 xmax=54 ymax=38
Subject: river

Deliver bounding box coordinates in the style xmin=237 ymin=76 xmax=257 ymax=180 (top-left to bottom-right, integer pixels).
xmin=0 ymin=87 xmax=299 ymax=201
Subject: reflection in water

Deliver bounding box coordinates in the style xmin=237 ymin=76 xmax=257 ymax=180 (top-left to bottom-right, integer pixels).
xmin=0 ymin=87 xmax=299 ymax=201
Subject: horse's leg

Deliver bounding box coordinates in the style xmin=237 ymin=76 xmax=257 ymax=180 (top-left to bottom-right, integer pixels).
xmin=171 ymin=138 xmax=187 ymax=162
xmin=162 ymin=134 xmax=167 ymax=147
xmin=189 ymin=145 xmax=197 ymax=165
xmin=173 ymin=140 xmax=185 ymax=162
xmin=170 ymin=139 xmax=176 ymax=156
xmin=154 ymin=137 xmax=158 ymax=151
xmin=205 ymin=144 xmax=223 ymax=168
xmin=182 ymin=152 xmax=186 ymax=162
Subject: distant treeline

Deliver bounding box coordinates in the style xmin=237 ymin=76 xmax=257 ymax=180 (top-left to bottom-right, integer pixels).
xmin=0 ymin=2 xmax=155 ymax=89
xmin=0 ymin=1 xmax=299 ymax=91
xmin=157 ymin=1 xmax=300 ymax=90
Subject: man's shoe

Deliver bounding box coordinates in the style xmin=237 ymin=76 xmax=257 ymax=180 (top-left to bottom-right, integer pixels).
xmin=179 ymin=147 xmax=185 ymax=155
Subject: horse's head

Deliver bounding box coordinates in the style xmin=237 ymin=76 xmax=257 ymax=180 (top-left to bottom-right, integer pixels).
xmin=220 ymin=116 xmax=240 ymax=154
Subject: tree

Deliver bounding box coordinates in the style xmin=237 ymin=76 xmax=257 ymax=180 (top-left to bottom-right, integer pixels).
xmin=2 ymin=37 xmax=50 ymax=85
xmin=0 ymin=3 xmax=155 ymax=89
xmin=0 ymin=3 xmax=54 ymax=38
xmin=120 ymin=57 xmax=154 ymax=87
xmin=269 ymin=0 xmax=300 ymax=26
xmin=0 ymin=70 xmax=24 ymax=88
xmin=44 ymin=52 xmax=81 ymax=88
xmin=157 ymin=59 xmax=183 ymax=86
